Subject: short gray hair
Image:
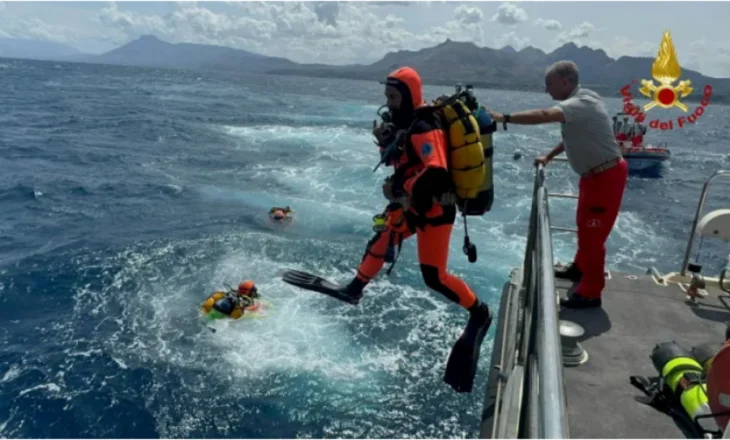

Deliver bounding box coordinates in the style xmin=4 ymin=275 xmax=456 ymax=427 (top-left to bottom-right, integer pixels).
xmin=545 ymin=60 xmax=579 ymax=84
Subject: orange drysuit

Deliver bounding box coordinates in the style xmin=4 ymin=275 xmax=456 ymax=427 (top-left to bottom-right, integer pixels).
xmin=353 ymin=67 xmax=478 ymax=310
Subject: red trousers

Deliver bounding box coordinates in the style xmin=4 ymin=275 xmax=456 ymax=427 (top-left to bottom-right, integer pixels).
xmin=574 ymin=159 xmax=628 ymax=299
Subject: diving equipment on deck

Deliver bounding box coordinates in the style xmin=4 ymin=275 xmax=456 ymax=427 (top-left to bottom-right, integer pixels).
xmin=630 ymin=341 xmax=724 ymax=438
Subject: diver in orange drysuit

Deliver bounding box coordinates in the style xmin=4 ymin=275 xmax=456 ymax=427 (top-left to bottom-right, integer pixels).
xmin=283 ymin=67 xmax=493 ymax=393
xmin=342 ymin=69 xmax=490 ymax=314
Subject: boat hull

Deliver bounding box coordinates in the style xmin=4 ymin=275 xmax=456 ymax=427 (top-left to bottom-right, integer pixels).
xmin=621 ymin=146 xmax=670 ymax=176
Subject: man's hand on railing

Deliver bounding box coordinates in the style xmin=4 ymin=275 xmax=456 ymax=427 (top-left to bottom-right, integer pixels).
xmin=535 ymin=142 xmax=565 ymax=168
xmin=534 ymin=155 xmax=549 ymax=167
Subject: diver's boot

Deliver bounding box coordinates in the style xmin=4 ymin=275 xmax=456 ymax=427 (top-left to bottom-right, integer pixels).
xmin=335 ymin=277 xmax=366 ymax=305
xmin=443 ymin=301 xmax=493 ymax=393
xmin=555 ymin=262 xmax=582 ymax=282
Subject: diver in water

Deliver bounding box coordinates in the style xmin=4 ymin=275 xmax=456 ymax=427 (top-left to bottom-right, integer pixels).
xmin=282 ymin=67 xmax=493 ymax=393
xmin=269 ymin=206 xmax=293 ymax=222
xmin=200 ymin=280 xmax=259 ymax=320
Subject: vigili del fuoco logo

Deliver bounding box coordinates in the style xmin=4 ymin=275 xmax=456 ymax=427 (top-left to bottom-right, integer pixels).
xmin=620 ymin=30 xmax=712 ymax=131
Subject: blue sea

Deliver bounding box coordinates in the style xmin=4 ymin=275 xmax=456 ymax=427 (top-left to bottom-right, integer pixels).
xmin=1 ymin=58 xmax=729 ymax=438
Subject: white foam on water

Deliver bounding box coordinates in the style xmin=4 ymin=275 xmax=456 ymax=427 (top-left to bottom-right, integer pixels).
xmin=7 ymin=85 xmax=684 ymax=438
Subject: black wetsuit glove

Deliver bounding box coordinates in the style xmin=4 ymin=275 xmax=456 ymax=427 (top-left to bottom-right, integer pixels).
xmin=410 ymin=168 xmax=451 ymax=215
xmin=389 ymin=169 xmax=407 ymax=200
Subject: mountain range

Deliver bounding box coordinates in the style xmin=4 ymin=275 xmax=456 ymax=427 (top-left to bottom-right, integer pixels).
xmin=0 ymin=38 xmax=83 ymax=61
xmin=3 ymin=35 xmax=728 ymax=103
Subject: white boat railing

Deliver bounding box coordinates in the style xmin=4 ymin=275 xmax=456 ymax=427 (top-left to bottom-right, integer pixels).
xmin=679 ymin=170 xmax=730 ymax=277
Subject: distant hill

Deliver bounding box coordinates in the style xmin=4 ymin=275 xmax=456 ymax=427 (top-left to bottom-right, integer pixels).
xmin=263 ymin=40 xmax=546 ymax=91
xmin=0 ymin=38 xmax=84 ymax=61
xmin=270 ymin=38 xmax=730 ymax=104
xmin=501 ymin=42 xmax=729 ymax=103
xmin=87 ymin=35 xmax=297 ymax=71
xmin=267 ymin=38 xmax=727 ymax=103
xmin=6 ymin=34 xmax=726 ymax=104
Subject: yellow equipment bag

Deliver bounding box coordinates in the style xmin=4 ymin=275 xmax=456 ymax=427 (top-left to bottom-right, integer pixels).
xmin=432 ymin=87 xmax=496 ymax=216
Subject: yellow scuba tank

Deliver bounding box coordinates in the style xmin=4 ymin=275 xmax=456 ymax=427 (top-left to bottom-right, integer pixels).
xmin=468 ymin=104 xmax=496 ymax=215
xmin=436 ymin=84 xmax=495 ymax=216
xmin=651 ymin=341 xmax=720 ymax=434
xmin=201 ymin=291 xmax=225 ymax=314
xmin=430 ymin=84 xmax=498 ymax=264
xmin=439 ymin=99 xmax=485 ymax=202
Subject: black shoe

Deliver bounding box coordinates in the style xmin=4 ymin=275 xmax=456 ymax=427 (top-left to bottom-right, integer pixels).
xmin=555 ymin=262 xmax=582 ymax=282
xmin=560 ymin=292 xmax=601 ymax=309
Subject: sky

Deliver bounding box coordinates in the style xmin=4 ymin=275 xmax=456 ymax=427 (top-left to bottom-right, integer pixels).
xmin=1 ymin=1 xmax=729 ymax=78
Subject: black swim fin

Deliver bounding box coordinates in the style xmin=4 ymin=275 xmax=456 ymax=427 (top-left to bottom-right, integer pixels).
xmin=443 ymin=303 xmax=493 ymax=393
xmin=282 ymin=269 xmax=362 ymax=305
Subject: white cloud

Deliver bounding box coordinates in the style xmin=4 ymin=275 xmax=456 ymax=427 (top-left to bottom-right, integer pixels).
xmin=364 ymin=1 xmax=415 ymax=7
xmin=1 ymin=1 xmax=724 ymax=77
xmin=90 ymin=1 xmax=493 ymax=65
xmin=312 ymin=2 xmax=340 ymax=26
xmin=683 ymin=39 xmax=730 ymax=78
xmin=494 ymin=31 xmax=530 ymax=51
xmin=607 ymin=36 xmax=655 ymax=59
xmin=556 ymin=22 xmax=595 ymax=43
xmin=534 ymin=18 xmax=562 ymax=31
xmin=97 ymin=3 xmax=169 ymax=44
xmin=0 ymin=16 xmax=79 ymax=44
xmin=491 ymin=2 xmax=528 ymax=26
xmin=454 ymin=5 xmax=484 ymax=26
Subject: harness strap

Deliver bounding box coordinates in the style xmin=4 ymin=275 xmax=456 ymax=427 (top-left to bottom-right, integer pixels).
xmin=385 ymin=231 xmax=403 ymax=276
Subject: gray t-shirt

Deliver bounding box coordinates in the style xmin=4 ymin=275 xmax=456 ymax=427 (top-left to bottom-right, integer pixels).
xmin=554 ymin=86 xmax=622 ymax=175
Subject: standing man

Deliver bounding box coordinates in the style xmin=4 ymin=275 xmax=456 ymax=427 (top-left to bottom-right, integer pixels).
xmin=489 ymin=60 xmax=628 ymax=309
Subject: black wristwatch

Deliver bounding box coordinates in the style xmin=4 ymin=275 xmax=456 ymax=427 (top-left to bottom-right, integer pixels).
xmin=502 ymin=113 xmax=511 ymax=131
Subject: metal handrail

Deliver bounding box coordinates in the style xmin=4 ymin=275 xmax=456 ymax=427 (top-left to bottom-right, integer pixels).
xmin=679 ymin=170 xmax=730 ymax=276
xmin=535 ymin=182 xmax=569 ymax=438
xmin=519 ymin=164 xmax=569 ymax=438
xmin=489 ymin=159 xmax=571 ymax=438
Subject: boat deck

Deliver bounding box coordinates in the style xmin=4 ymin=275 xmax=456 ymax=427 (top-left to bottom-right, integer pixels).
xmin=555 ymin=271 xmax=730 ymax=438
